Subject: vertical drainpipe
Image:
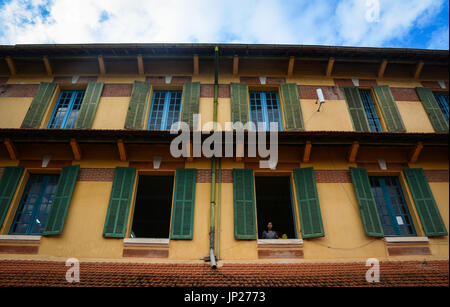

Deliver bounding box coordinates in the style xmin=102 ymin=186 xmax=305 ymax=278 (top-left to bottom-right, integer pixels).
xmin=209 ymin=46 xmax=219 ymax=269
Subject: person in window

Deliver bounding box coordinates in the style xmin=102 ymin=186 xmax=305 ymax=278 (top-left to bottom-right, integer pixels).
xmin=261 ymin=222 xmax=278 ymax=239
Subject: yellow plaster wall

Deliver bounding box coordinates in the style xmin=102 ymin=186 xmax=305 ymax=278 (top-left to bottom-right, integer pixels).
xmin=377 ymin=79 xmax=423 ymax=88
xmin=97 ymin=76 xmax=145 ymax=83
xmin=428 ymin=183 xmax=449 ymax=257
xmin=91 ymin=97 xmax=129 ymax=130
xmin=300 ymin=99 xmax=354 ymax=131
xmin=396 ymin=101 xmax=435 ymax=133
xmin=0 ymin=98 xmax=32 ymax=128
xmin=6 ymin=76 xmax=53 ymax=84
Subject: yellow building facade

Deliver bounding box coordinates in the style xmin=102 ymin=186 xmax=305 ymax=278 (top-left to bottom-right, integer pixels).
xmin=0 ymin=44 xmax=448 ymax=270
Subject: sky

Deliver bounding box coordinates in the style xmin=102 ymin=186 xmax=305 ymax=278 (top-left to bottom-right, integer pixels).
xmin=0 ymin=0 xmax=448 ymax=49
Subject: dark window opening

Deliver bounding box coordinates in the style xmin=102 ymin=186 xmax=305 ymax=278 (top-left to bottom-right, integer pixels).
xmin=131 ymin=175 xmax=174 ymax=238
xmin=359 ymin=89 xmax=383 ymax=132
xmin=433 ymin=92 xmax=449 ymax=124
xmin=369 ymin=176 xmax=416 ymax=237
xmin=255 ymin=176 xmax=296 ymax=239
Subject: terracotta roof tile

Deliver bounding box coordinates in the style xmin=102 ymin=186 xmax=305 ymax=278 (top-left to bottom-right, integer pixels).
xmin=0 ymin=260 xmax=448 ymax=287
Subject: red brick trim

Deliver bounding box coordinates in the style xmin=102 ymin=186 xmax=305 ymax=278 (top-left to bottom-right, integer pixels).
xmin=298 ymin=85 xmax=344 ymax=100
xmin=77 ymin=168 xmax=115 ymax=181
xmin=53 ymin=76 xmax=98 ymax=84
xmin=357 ymin=162 xmax=409 ymax=171
xmin=145 ymin=76 xmax=192 ymax=84
xmin=101 ymin=84 xmax=133 ymax=97
xmin=240 ymin=77 xmax=286 ymax=85
xmin=19 ymin=160 xmax=73 ymax=169
xmin=245 ymin=162 xmax=300 ymax=171
xmin=122 ymin=249 xmax=169 ymax=258
xmin=388 ymin=247 xmax=431 ymax=256
xmin=258 ymin=249 xmax=304 ymax=259
xmin=425 ymin=170 xmax=449 ymax=182
xmin=129 ymin=161 xmax=185 ymax=170
xmin=0 ymin=167 xmax=4 ymax=180
xmin=200 ymin=84 xmax=230 ymax=98
xmin=334 ymin=79 xmax=378 ymax=87
xmin=0 ymin=84 xmax=39 ymax=97
xmin=390 ymin=88 xmax=420 ymax=101
xmin=0 ymin=77 xmax=9 ymax=84
xmin=315 ymin=170 xmax=352 ymax=183
xmin=0 ymin=245 xmax=39 ymax=255
xmin=421 ymin=81 xmax=443 ymax=89
xmin=196 ymin=169 xmax=233 ymax=183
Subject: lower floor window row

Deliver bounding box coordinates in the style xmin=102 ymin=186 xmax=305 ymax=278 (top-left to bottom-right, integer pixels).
xmin=0 ymin=166 xmax=447 ymax=240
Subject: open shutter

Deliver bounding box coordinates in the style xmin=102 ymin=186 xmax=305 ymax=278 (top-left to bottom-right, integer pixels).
xmin=280 ymin=83 xmax=304 ymax=130
xmin=74 ymin=82 xmax=104 ymax=129
xmin=404 ymin=168 xmax=448 ymax=237
xmin=349 ymin=167 xmax=384 ymax=237
xmin=230 ymin=83 xmax=249 ymax=125
xmin=372 ymin=85 xmax=406 ymax=132
xmin=21 ymin=82 xmax=57 ymax=128
xmin=293 ymin=168 xmax=324 ymax=238
xmin=103 ymin=167 xmax=136 ymax=238
xmin=0 ymin=166 xmax=24 ymax=228
xmin=170 ymin=169 xmax=197 ymax=239
xmin=43 ymin=165 xmax=80 ymax=235
xmin=180 ymin=82 xmax=200 ymax=130
xmin=233 ymin=169 xmax=257 ymax=240
xmin=416 ymin=87 xmax=448 ymax=133
xmin=342 ymin=86 xmax=371 ymax=132
xmin=124 ymin=81 xmax=151 ymax=129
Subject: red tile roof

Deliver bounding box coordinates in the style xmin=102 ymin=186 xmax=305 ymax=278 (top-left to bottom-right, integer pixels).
xmin=0 ymin=260 xmax=448 ymax=287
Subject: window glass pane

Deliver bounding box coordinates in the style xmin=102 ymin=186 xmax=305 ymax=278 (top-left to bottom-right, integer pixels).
xmin=10 ymin=174 xmax=60 ymax=235
xmin=249 ymin=91 xmax=281 ymax=130
xmin=149 ymin=91 xmax=167 ymax=130
xmin=434 ymin=92 xmax=449 ymax=124
xmin=48 ymin=91 xmax=85 ymax=129
xmin=359 ymin=90 xmax=382 ymax=132
xmin=165 ymin=91 xmax=182 ymax=130
xmin=65 ymin=91 xmax=85 ymax=129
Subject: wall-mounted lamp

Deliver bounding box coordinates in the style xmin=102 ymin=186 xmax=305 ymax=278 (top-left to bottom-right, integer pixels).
xmin=351 ymin=77 xmax=359 ymax=87
xmin=165 ymin=76 xmax=172 ymax=84
xmin=72 ymin=75 xmax=79 ymax=84
xmin=316 ymin=88 xmax=325 ymax=112
xmin=42 ymin=154 xmax=52 ymax=168
xmin=377 ymin=158 xmax=387 ymax=170
xmin=438 ymin=80 xmax=446 ymax=89
xmin=153 ymin=156 xmax=162 ymax=169
xmin=259 ymin=76 xmax=267 ymax=85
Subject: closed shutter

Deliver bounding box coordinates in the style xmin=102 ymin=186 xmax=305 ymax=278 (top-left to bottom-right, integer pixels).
xmin=103 ymin=167 xmax=136 ymax=238
xmin=43 ymin=165 xmax=80 ymax=235
xmin=170 ymin=169 xmax=197 ymax=239
xmin=180 ymin=82 xmax=200 ymax=130
xmin=342 ymin=86 xmax=371 ymax=132
xmin=230 ymin=83 xmax=249 ymax=125
xmin=233 ymin=169 xmax=257 ymax=239
xmin=280 ymin=83 xmax=304 ymax=130
xmin=372 ymin=85 xmax=406 ymax=132
xmin=21 ymin=82 xmax=57 ymax=128
xmin=404 ymin=168 xmax=448 ymax=237
xmin=293 ymin=168 xmax=324 ymax=238
xmin=416 ymin=87 xmax=448 ymax=133
xmin=124 ymin=81 xmax=151 ymax=129
xmin=0 ymin=166 xmax=24 ymax=228
xmin=74 ymin=82 xmax=104 ymax=129
xmin=349 ymin=167 xmax=384 ymax=237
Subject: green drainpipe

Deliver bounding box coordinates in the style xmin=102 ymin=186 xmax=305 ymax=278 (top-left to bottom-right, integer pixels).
xmin=209 ymin=46 xmax=219 ymax=269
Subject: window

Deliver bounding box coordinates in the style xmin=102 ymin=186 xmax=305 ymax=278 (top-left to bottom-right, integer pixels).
xmin=9 ymin=174 xmax=59 ymax=235
xmin=130 ymin=175 xmax=174 ymax=238
xmin=359 ymin=89 xmax=382 ymax=132
xmin=48 ymin=90 xmax=85 ymax=129
xmin=249 ymin=91 xmax=282 ymax=130
xmin=255 ymin=176 xmax=296 ymax=239
xmin=369 ymin=176 xmax=416 ymax=237
xmin=147 ymin=90 xmax=182 ymax=130
xmin=434 ymin=92 xmax=449 ymax=124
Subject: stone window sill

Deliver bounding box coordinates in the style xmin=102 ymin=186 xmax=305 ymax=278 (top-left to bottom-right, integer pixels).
xmin=0 ymin=235 xmax=42 ymax=244
xmin=257 ymin=239 xmax=303 ymax=248
xmin=123 ymin=238 xmax=169 ymax=248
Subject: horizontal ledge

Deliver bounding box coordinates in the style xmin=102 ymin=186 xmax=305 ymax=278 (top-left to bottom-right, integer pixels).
xmin=384 ymin=237 xmax=429 ymax=244
xmin=257 ymin=239 xmax=303 ymax=247
xmin=123 ymin=238 xmax=170 ymax=247
xmin=0 ymin=235 xmax=41 ymax=244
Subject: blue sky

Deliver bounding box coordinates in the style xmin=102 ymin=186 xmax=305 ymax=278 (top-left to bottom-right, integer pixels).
xmin=0 ymin=0 xmax=448 ymax=49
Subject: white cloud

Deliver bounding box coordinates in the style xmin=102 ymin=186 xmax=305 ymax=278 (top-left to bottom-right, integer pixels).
xmin=0 ymin=0 xmax=447 ymax=48
xmin=428 ymin=26 xmax=449 ymax=50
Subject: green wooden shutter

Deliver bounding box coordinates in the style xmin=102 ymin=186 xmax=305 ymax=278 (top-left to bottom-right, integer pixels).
xmin=342 ymin=86 xmax=371 ymax=132
xmin=230 ymin=83 xmax=249 ymax=125
xmin=43 ymin=165 xmax=80 ymax=235
xmin=416 ymin=87 xmax=449 ymax=133
xmin=280 ymin=83 xmax=304 ymax=131
xmin=124 ymin=81 xmax=151 ymax=129
xmin=21 ymin=82 xmax=57 ymax=128
xmin=404 ymin=168 xmax=448 ymax=237
xmin=372 ymin=85 xmax=406 ymax=132
xmin=170 ymin=169 xmax=197 ymax=239
xmin=74 ymin=82 xmax=104 ymax=129
xmin=233 ymin=169 xmax=257 ymax=240
xmin=180 ymin=82 xmax=200 ymax=130
xmin=103 ymin=167 xmax=136 ymax=238
xmin=293 ymin=168 xmax=324 ymax=238
xmin=0 ymin=166 xmax=24 ymax=228
xmin=349 ymin=167 xmax=384 ymax=237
